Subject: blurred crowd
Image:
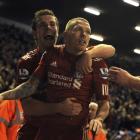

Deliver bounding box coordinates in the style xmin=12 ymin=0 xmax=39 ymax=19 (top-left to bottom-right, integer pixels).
xmin=0 ymin=22 xmax=140 ymax=140
xmin=0 ymin=22 xmax=34 ymax=91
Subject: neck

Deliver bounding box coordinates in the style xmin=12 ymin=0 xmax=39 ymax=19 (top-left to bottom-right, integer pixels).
xmin=38 ymin=44 xmax=54 ymax=53
xmin=38 ymin=45 xmax=45 ymax=53
xmin=65 ymin=45 xmax=84 ymax=56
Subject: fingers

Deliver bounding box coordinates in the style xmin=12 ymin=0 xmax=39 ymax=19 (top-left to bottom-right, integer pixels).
xmin=82 ymin=66 xmax=93 ymax=74
xmin=75 ymin=53 xmax=93 ymax=74
xmin=109 ymin=67 xmax=121 ymax=74
xmin=109 ymin=67 xmax=120 ymax=81
xmin=82 ymin=64 xmax=93 ymax=74
xmin=92 ymin=121 xmax=100 ymax=134
xmin=67 ymin=98 xmax=82 ymax=114
xmin=70 ymin=103 xmax=82 ymax=115
xmin=71 ymin=107 xmax=81 ymax=115
xmin=109 ymin=66 xmax=121 ymax=70
xmin=89 ymin=119 xmax=102 ymax=135
xmin=67 ymin=97 xmax=77 ymax=102
xmin=77 ymin=67 xmax=92 ymax=74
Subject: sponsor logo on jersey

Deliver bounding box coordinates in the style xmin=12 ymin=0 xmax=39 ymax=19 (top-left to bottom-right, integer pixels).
xmin=100 ymin=68 xmax=108 ymax=79
xmin=73 ymin=79 xmax=82 ymax=89
xmin=50 ymin=61 xmax=57 ymax=67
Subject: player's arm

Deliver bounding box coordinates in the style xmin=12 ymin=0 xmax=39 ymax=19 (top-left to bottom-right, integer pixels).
xmin=89 ymin=100 xmax=109 ymax=135
xmin=109 ymin=66 xmax=140 ymax=90
xmin=76 ymin=44 xmax=115 ymax=74
xmin=89 ymin=58 xmax=110 ymax=134
xmin=0 ymin=75 xmax=40 ymax=100
xmin=130 ymin=76 xmax=140 ymax=90
xmin=22 ymin=97 xmax=82 ymax=116
xmin=0 ymin=52 xmax=48 ymax=100
xmin=87 ymin=44 xmax=115 ymax=58
xmin=16 ymin=58 xmax=31 ymax=85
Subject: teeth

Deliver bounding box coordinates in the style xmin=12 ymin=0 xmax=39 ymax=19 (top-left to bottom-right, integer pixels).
xmin=44 ymin=35 xmax=54 ymax=40
xmin=80 ymin=40 xmax=86 ymax=44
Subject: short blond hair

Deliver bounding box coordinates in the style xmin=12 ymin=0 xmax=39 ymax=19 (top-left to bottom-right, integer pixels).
xmin=89 ymin=102 xmax=98 ymax=109
xmin=65 ymin=17 xmax=90 ymax=31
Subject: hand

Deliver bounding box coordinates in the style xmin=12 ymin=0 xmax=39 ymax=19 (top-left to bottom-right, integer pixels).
xmin=109 ymin=66 xmax=132 ymax=86
xmin=89 ymin=118 xmax=103 ymax=135
xmin=57 ymin=97 xmax=82 ymax=116
xmin=0 ymin=95 xmax=3 ymax=101
xmin=76 ymin=52 xmax=93 ymax=74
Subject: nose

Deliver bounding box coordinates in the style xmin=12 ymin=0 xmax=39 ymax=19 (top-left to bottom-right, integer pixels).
xmin=47 ymin=24 xmax=52 ymax=29
xmin=81 ymin=30 xmax=88 ymax=38
xmin=43 ymin=24 xmax=52 ymax=31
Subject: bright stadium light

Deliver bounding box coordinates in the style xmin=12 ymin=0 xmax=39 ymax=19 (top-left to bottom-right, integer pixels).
xmin=122 ymin=0 xmax=139 ymax=7
xmin=84 ymin=7 xmax=101 ymax=16
xmin=134 ymin=48 xmax=140 ymax=54
xmin=135 ymin=26 xmax=140 ymax=31
xmin=90 ymin=34 xmax=104 ymax=42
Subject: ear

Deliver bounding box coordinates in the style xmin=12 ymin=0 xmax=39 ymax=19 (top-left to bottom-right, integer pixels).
xmin=62 ymin=31 xmax=69 ymax=43
xmin=32 ymin=30 xmax=37 ymax=40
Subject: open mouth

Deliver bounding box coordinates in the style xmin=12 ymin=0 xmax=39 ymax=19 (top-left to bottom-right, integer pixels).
xmin=79 ymin=39 xmax=86 ymax=45
xmin=44 ymin=35 xmax=55 ymax=40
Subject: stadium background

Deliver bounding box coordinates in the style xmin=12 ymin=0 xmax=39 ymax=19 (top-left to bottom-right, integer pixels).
xmin=0 ymin=0 xmax=140 ymax=139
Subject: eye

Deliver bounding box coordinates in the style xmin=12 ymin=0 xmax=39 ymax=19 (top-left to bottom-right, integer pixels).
xmin=85 ymin=29 xmax=91 ymax=35
xmin=38 ymin=22 xmax=47 ymax=28
xmin=50 ymin=21 xmax=56 ymax=27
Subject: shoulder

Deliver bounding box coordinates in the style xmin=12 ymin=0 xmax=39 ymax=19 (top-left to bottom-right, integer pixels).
xmin=21 ymin=49 xmax=39 ymax=61
xmin=17 ymin=49 xmax=39 ymax=66
xmin=93 ymin=58 xmax=107 ymax=66
xmin=92 ymin=58 xmax=108 ymax=79
xmin=47 ymin=44 xmax=65 ymax=56
xmin=54 ymin=44 xmax=65 ymax=52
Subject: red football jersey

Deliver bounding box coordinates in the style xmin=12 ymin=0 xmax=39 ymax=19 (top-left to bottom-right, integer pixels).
xmin=33 ymin=47 xmax=109 ymax=127
xmin=16 ymin=48 xmax=42 ymax=84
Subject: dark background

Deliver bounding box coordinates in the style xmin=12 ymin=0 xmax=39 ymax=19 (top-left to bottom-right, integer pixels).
xmin=0 ymin=0 xmax=140 ymax=55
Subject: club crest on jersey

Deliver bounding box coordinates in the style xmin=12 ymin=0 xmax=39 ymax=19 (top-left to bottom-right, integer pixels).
xmin=73 ymin=72 xmax=83 ymax=90
xmin=100 ymin=68 xmax=108 ymax=79
xmin=74 ymin=72 xmax=84 ymax=79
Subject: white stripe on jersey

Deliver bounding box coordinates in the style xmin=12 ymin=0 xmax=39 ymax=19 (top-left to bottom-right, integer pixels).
xmin=102 ymin=84 xmax=108 ymax=95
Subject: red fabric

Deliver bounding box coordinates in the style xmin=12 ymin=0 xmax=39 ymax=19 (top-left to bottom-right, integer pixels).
xmin=35 ymin=125 xmax=83 ymax=140
xmin=16 ymin=48 xmax=42 ymax=140
xmin=83 ymin=129 xmax=106 ymax=140
xmin=94 ymin=129 xmax=106 ymax=140
xmin=32 ymin=47 xmax=109 ymax=140
xmin=16 ymin=48 xmax=42 ymax=85
xmin=17 ymin=46 xmax=109 ymax=140
xmin=33 ymin=47 xmax=109 ymax=127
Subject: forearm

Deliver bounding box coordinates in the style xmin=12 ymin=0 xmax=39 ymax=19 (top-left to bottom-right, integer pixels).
xmin=22 ymin=98 xmax=60 ymax=116
xmin=95 ymin=100 xmax=110 ymax=122
xmin=0 ymin=76 xmax=39 ymax=100
xmin=88 ymin=44 xmax=115 ymax=58
xmin=129 ymin=76 xmax=140 ymax=90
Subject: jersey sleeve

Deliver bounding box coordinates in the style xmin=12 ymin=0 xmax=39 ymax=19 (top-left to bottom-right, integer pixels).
xmin=92 ymin=58 xmax=109 ymax=101
xmin=16 ymin=59 xmax=31 ymax=85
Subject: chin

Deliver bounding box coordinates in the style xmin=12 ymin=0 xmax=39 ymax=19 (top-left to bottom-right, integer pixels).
xmin=80 ymin=46 xmax=86 ymax=52
xmin=46 ymin=41 xmax=54 ymax=46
